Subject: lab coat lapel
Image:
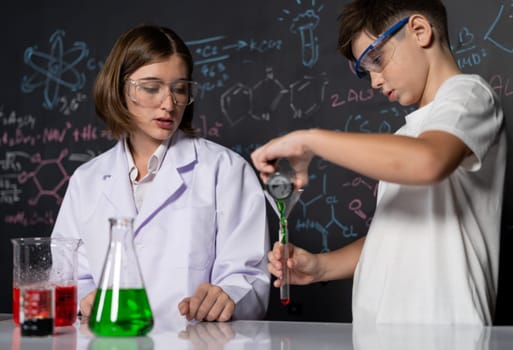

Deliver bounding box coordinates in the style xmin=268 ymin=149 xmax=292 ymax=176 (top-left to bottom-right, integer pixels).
xmin=134 ymin=132 xmax=197 ymax=236
xmin=101 ymin=141 xmax=137 ymax=218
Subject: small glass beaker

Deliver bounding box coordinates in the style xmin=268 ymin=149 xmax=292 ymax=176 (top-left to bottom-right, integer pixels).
xmin=12 ymin=237 xmax=83 ymax=331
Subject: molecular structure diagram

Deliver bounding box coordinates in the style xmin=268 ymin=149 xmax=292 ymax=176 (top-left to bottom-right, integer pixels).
xmin=21 ymin=30 xmax=88 ymax=110
xmin=290 ymin=171 xmax=377 ymax=253
xmin=220 ymin=67 xmax=328 ymax=126
xmin=17 ymin=149 xmax=69 ymax=205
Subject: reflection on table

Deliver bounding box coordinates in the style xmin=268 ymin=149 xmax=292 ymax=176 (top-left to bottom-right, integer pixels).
xmin=0 ymin=313 xmax=512 ymax=350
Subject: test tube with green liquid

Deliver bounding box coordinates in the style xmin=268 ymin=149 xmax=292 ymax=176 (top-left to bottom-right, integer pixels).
xmin=276 ymin=198 xmax=291 ymax=305
xmin=265 ymin=166 xmax=302 ymax=306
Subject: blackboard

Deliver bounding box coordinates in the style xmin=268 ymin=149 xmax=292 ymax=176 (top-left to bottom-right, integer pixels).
xmin=1 ymin=0 xmax=512 ymax=324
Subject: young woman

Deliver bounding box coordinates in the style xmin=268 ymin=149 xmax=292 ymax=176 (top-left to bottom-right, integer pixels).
xmin=52 ymin=25 xmax=270 ymax=325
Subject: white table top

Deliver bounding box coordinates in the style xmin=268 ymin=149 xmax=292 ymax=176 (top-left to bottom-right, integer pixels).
xmin=1 ymin=314 xmax=513 ymax=349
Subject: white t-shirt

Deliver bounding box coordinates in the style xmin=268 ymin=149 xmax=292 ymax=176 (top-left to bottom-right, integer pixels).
xmin=352 ymin=74 xmax=507 ymax=325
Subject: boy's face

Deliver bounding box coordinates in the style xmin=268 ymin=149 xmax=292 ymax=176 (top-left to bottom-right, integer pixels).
xmin=352 ymin=17 xmax=429 ymax=107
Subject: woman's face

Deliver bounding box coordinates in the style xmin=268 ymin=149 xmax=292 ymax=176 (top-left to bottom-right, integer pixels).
xmin=125 ymin=55 xmax=189 ymax=150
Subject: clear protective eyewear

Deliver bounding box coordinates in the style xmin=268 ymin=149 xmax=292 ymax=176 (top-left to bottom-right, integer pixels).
xmin=127 ymin=78 xmax=199 ymax=107
xmin=354 ymin=17 xmax=410 ymax=79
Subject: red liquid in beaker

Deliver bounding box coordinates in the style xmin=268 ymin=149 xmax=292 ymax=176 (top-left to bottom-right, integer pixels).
xmin=20 ymin=288 xmax=54 ymax=336
xmin=12 ymin=287 xmax=20 ymax=326
xmin=54 ymin=285 xmax=77 ymax=327
xmin=12 ymin=285 xmax=77 ymax=327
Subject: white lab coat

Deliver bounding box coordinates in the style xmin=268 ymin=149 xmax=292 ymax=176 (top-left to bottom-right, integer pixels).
xmin=52 ymin=130 xmax=270 ymax=326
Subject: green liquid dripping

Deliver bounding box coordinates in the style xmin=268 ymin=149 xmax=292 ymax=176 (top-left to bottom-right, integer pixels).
xmin=276 ymin=199 xmax=287 ymax=243
xmin=89 ymin=288 xmax=154 ymax=337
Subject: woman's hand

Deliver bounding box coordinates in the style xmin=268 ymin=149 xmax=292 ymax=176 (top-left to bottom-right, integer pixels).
xmin=178 ymin=282 xmax=235 ymax=322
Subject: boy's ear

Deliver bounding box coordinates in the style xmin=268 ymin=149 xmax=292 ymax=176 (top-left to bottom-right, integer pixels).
xmin=409 ymin=14 xmax=434 ymax=47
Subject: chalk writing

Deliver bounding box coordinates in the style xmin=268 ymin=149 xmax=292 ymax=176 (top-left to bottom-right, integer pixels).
xmin=0 ymin=106 xmax=36 ymax=129
xmin=194 ymin=114 xmax=224 ymax=138
xmin=17 ymin=149 xmax=70 ymax=205
xmin=452 ymin=27 xmax=488 ymax=69
xmin=21 ymin=30 xmax=88 ymax=110
xmin=0 ymin=175 xmax=22 ymax=204
xmin=489 ymin=74 xmax=513 ymax=98
xmin=1 ymin=0 xmax=511 ymax=266
xmin=253 ymin=68 xmax=288 ymax=121
xmin=279 ymin=0 xmax=324 ymax=68
xmin=188 ymin=34 xmax=283 ymax=98
xmin=59 ymin=92 xmax=87 ymax=115
xmin=290 ymin=74 xmax=328 ymax=118
xmin=221 ymin=70 xmax=328 ymax=125
xmin=4 ymin=210 xmax=55 ymax=227
xmin=330 ymin=88 xmax=375 ymax=108
xmin=292 ymin=172 xmax=374 ymax=252
xmin=484 ymin=2 xmax=513 ymax=53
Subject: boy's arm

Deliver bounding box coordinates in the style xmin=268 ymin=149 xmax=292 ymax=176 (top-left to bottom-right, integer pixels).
xmin=301 ymin=129 xmax=470 ymax=185
xmin=316 ymin=237 xmax=366 ymax=282
xmin=269 ymin=236 xmax=365 ymax=285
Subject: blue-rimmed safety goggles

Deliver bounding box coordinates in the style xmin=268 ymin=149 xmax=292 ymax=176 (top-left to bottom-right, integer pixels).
xmin=354 ymin=17 xmax=410 ymax=79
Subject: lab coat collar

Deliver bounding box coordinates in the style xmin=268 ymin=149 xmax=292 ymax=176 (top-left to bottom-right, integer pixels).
xmin=100 ymin=131 xmax=198 ymax=236
xmin=101 ymin=140 xmax=138 ymax=218
xmin=133 ymin=130 xmax=198 ymax=236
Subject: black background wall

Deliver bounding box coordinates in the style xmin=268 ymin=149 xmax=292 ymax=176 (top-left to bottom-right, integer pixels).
xmin=1 ymin=0 xmax=512 ymax=324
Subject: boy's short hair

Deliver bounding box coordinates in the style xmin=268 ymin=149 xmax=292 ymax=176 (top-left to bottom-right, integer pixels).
xmin=337 ymin=0 xmax=451 ymax=62
xmin=94 ymin=25 xmax=197 ymax=139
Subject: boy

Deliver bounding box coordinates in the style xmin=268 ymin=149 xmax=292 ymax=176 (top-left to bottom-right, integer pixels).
xmin=251 ymin=0 xmax=506 ymax=325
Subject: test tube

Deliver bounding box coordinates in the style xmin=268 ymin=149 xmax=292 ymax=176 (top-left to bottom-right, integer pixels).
xmin=280 ymin=235 xmax=291 ymax=306
xmin=276 ymin=199 xmax=291 ymax=305
xmin=265 ymin=168 xmax=302 ymax=306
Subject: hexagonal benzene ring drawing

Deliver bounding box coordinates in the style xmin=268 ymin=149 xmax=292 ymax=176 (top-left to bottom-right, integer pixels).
xmin=252 ymin=67 xmax=288 ymax=121
xmin=289 ymin=75 xmax=329 ymax=119
xmin=220 ymin=82 xmax=253 ymax=126
xmin=20 ymin=30 xmax=88 ymax=110
xmin=17 ymin=149 xmax=70 ymax=205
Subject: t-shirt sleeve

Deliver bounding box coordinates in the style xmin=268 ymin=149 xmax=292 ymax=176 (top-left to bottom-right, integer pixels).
xmin=420 ymin=76 xmax=503 ymax=171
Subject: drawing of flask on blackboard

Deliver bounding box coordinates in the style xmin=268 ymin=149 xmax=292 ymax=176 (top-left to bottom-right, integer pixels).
xmin=89 ymin=217 xmax=153 ymax=336
xmin=290 ymin=9 xmax=320 ymax=68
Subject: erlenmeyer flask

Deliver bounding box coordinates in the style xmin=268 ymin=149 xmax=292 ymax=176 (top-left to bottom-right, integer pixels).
xmin=89 ymin=217 xmax=153 ymax=336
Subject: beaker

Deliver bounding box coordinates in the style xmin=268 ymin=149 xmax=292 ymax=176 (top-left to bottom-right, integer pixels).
xmin=11 ymin=236 xmax=82 ymax=334
xmin=89 ymin=217 xmax=154 ymax=337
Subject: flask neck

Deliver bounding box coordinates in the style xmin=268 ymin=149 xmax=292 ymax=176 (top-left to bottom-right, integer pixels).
xmin=109 ymin=217 xmax=134 ymax=242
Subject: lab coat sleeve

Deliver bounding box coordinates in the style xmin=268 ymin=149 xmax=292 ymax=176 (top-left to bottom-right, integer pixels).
xmin=51 ymin=170 xmax=96 ymax=302
xmin=212 ymin=155 xmax=270 ymax=320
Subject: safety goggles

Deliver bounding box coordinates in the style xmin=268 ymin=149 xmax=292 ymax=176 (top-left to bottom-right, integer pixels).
xmin=354 ymin=17 xmax=410 ymax=79
xmin=127 ymin=78 xmax=198 ymax=107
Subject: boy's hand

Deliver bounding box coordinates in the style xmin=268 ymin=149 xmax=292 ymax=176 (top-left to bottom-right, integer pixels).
xmin=268 ymin=241 xmax=319 ymax=286
xmin=178 ymin=282 xmax=235 ymax=322
xmin=251 ymin=130 xmax=313 ymax=189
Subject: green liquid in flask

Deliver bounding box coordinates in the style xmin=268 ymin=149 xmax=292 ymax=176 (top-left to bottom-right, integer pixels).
xmin=89 ymin=288 xmax=154 ymax=337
